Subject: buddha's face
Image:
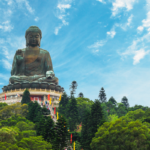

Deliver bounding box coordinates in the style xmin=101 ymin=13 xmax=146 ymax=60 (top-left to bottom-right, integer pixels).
xmin=26 ymin=32 xmax=41 ymax=47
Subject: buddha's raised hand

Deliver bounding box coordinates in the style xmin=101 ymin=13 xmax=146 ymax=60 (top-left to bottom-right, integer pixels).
xmin=16 ymin=49 xmax=23 ymax=56
xmin=16 ymin=49 xmax=24 ymax=64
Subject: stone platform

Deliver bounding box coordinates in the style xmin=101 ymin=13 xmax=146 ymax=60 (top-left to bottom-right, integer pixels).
xmin=0 ymin=88 xmax=62 ymax=106
xmin=2 ymin=82 xmax=64 ymax=93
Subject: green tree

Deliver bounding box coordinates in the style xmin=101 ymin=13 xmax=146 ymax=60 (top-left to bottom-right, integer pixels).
xmin=0 ymin=103 xmax=8 ymax=111
xmin=124 ymin=109 xmax=145 ymax=122
xmin=121 ymin=96 xmax=129 ymax=109
xmin=16 ymin=121 xmax=35 ymax=132
xmin=90 ymin=118 xmax=150 ymax=150
xmin=80 ymin=109 xmax=91 ymax=150
xmin=107 ymin=114 xmax=118 ymax=122
xmin=0 ymin=116 xmax=31 ymax=128
xmin=90 ymin=99 xmax=105 ymax=140
xmin=70 ymin=131 xmax=81 ymax=143
xmin=36 ymin=115 xmax=46 ymax=136
xmin=0 ymin=127 xmax=18 ymax=144
xmin=75 ymin=141 xmax=81 ymax=150
xmin=70 ymin=81 xmax=78 ymax=97
xmin=42 ymin=116 xmax=55 ymax=143
xmin=81 ymin=100 xmax=105 ymax=150
xmin=17 ymin=136 xmax=52 ymax=150
xmin=67 ymin=97 xmax=79 ymax=131
xmin=76 ymin=97 xmax=94 ymax=123
xmin=0 ymin=103 xmax=28 ymax=121
xmin=21 ymin=89 xmax=31 ymax=105
xmin=78 ymin=92 xmax=84 ymax=98
xmin=117 ymin=103 xmax=128 ymax=117
xmin=22 ymin=130 xmax=36 ymax=138
xmin=58 ymin=92 xmax=69 ymax=118
xmin=0 ymin=142 xmax=26 ymax=150
xmin=128 ymin=105 xmax=149 ymax=111
xmin=54 ymin=116 xmax=68 ymax=150
xmin=108 ymin=96 xmax=117 ymax=106
xmin=26 ymin=101 xmax=43 ymax=123
xmin=106 ymin=99 xmax=117 ymax=115
xmin=101 ymin=103 xmax=108 ymax=121
xmin=99 ymin=87 xmax=107 ymax=103
xmin=42 ymin=105 xmax=50 ymax=116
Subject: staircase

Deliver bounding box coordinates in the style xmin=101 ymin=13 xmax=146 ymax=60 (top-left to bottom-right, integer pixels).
xmin=38 ymin=100 xmax=73 ymax=150
xmin=37 ymin=100 xmax=57 ymax=123
xmin=49 ymin=104 xmax=57 ymax=123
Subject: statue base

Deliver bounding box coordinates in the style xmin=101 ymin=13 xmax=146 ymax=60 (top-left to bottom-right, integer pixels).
xmin=2 ymin=82 xmax=64 ymax=93
xmin=0 ymin=82 xmax=64 ymax=106
xmin=0 ymin=87 xmax=62 ymax=106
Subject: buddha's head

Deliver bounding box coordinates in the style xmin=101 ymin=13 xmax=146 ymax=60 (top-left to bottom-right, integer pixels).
xmin=25 ymin=26 xmax=42 ymax=47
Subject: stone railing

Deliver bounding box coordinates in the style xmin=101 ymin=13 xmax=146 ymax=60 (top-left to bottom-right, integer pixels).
xmin=1 ymin=88 xmax=62 ymax=94
xmin=0 ymin=88 xmax=62 ymax=99
xmin=0 ymin=97 xmax=21 ymax=105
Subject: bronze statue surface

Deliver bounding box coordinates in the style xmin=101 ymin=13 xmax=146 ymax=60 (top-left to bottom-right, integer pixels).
xmin=9 ymin=26 xmax=58 ymax=84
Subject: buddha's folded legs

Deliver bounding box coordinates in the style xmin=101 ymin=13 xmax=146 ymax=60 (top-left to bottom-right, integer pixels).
xmin=9 ymin=75 xmax=45 ymax=83
xmin=9 ymin=75 xmax=58 ymax=84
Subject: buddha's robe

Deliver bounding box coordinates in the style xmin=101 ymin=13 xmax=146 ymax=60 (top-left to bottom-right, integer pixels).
xmin=10 ymin=48 xmax=58 ymax=83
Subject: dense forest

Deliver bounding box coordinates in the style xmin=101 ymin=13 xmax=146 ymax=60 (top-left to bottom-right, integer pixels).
xmin=0 ymin=84 xmax=150 ymax=150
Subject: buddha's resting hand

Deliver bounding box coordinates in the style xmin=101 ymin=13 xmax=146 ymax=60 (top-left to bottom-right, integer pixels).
xmin=46 ymin=71 xmax=55 ymax=79
xmin=16 ymin=49 xmax=24 ymax=65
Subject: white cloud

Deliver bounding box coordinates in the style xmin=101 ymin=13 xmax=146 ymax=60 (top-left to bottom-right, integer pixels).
xmin=62 ymin=19 xmax=69 ymax=25
xmin=4 ymin=9 xmax=12 ymax=16
xmin=1 ymin=59 xmax=12 ymax=70
xmin=107 ymin=30 xmax=116 ymax=38
xmin=54 ymin=26 xmax=62 ymax=35
xmin=0 ymin=21 xmax=13 ymax=32
xmin=55 ymin=1 xmax=73 ymax=35
xmin=0 ymin=36 xmax=25 ymax=70
xmin=137 ymin=26 xmax=144 ymax=32
xmin=24 ymin=0 xmax=34 ymax=13
xmin=0 ymin=73 xmax=9 ymax=81
xmin=118 ymin=14 xmax=133 ymax=30
xmin=111 ymin=0 xmax=137 ymax=16
xmin=142 ymin=11 xmax=150 ymax=28
xmin=126 ymin=14 xmax=133 ymax=26
xmin=96 ymin=0 xmax=106 ymax=4
xmin=133 ymin=49 xmax=150 ymax=65
xmin=0 ymin=39 xmax=5 ymax=44
xmin=88 ymin=40 xmax=107 ymax=54
xmin=88 ymin=40 xmax=106 ymax=49
xmin=2 ymin=46 xmax=10 ymax=60
xmin=137 ymin=11 xmax=150 ymax=32
xmin=120 ymin=32 xmax=150 ymax=65
xmin=15 ymin=0 xmax=34 ymax=14
xmin=34 ymin=17 xmax=39 ymax=22
xmin=57 ymin=4 xmax=71 ymax=12
xmin=5 ymin=0 xmax=13 ymax=5
xmin=90 ymin=14 xmax=132 ymax=55
xmin=92 ymin=49 xmax=99 ymax=54
xmin=106 ymin=14 xmax=133 ymax=40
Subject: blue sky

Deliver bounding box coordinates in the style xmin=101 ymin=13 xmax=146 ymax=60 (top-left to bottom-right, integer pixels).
xmin=0 ymin=0 xmax=150 ymax=107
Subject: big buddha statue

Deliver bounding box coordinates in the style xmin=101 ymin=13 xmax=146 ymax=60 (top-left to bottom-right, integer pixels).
xmin=9 ymin=26 xmax=58 ymax=85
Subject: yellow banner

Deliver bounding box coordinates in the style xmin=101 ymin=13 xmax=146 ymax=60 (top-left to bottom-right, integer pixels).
xmin=74 ymin=141 xmax=75 ymax=150
xmin=59 ymin=95 xmax=61 ymax=101
xmin=50 ymin=98 xmax=51 ymax=104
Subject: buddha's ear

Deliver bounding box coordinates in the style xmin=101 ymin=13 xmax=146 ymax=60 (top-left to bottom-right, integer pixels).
xmin=26 ymin=38 xmax=29 ymax=46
